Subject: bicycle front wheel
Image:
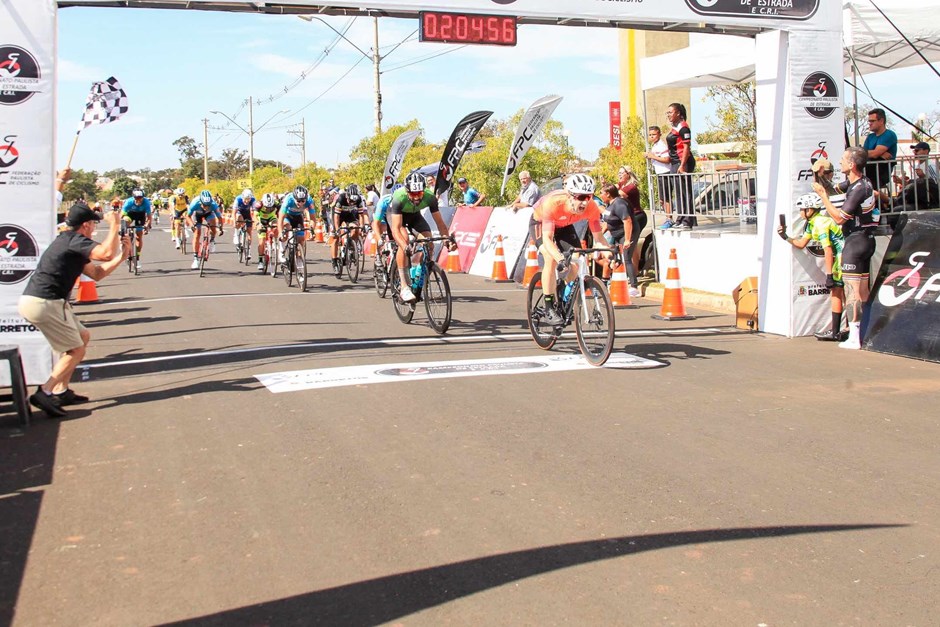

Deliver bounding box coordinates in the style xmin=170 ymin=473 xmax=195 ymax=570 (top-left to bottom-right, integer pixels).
xmin=295 ymin=246 xmax=307 ymax=292
xmin=373 ymin=251 xmax=389 ymax=298
xmin=199 ymin=244 xmax=208 ymax=278
xmin=346 ymin=240 xmax=360 ymax=283
xmin=244 ymin=234 xmax=252 ymax=266
xmin=574 ymin=276 xmax=615 ymax=366
xmin=526 ymin=273 xmax=558 ymax=350
xmin=180 ymin=229 xmax=187 ymax=255
xmin=390 ymin=270 xmax=415 ymax=324
xmin=283 ymin=244 xmax=294 ymax=287
xmin=424 ymin=263 xmax=452 ymax=335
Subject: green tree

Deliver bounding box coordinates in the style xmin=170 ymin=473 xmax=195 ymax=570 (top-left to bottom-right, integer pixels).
xmin=173 ymin=135 xmax=202 ymax=163
xmin=592 ymin=116 xmax=650 ymax=208
xmin=61 ymin=168 xmax=99 ymax=203
xmin=344 ymin=120 xmax=426 ymax=188
xmin=216 ymin=148 xmax=248 ymax=180
xmin=111 ymin=176 xmax=139 ymax=198
xmin=698 ymin=81 xmax=756 ymax=163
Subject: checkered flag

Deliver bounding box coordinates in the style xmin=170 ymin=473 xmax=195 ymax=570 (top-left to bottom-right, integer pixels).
xmin=77 ymin=76 xmax=128 ymax=132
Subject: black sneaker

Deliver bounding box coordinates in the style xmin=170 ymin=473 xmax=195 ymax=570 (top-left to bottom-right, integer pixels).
xmin=54 ymin=389 xmax=90 ymax=405
xmin=29 ymin=388 xmax=68 ymax=417
xmin=814 ymin=330 xmax=842 ymax=342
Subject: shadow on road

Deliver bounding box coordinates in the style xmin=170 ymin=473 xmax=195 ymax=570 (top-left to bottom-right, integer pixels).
xmin=625 ymin=343 xmax=732 ymax=363
xmin=83 ymin=315 xmax=180 ymax=329
xmin=163 ymin=524 xmax=905 ymax=627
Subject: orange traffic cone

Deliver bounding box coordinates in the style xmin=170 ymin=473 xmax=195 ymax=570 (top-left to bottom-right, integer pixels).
xmin=609 ymin=264 xmax=636 ymax=309
xmin=521 ymin=241 xmax=539 ymax=286
xmin=315 ymin=220 xmax=325 ymax=243
xmin=364 ymin=234 xmax=376 ymax=257
xmin=443 ymin=247 xmax=462 ymax=273
xmin=75 ymin=274 xmax=99 ymax=304
xmin=652 ymin=248 xmax=695 ymax=320
xmin=485 ymin=235 xmax=513 ymax=283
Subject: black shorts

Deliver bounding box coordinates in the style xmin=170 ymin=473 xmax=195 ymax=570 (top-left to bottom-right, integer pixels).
xmin=236 ymin=208 xmax=252 ymax=222
xmin=536 ymin=224 xmax=581 ymax=252
xmin=284 ymin=213 xmax=305 ymax=230
xmin=397 ymin=211 xmax=431 ymax=235
xmin=173 ymin=210 xmax=185 ymax=220
xmin=258 ymin=217 xmax=277 ymax=233
xmin=123 ymin=211 xmax=147 ymax=227
xmin=841 ymin=231 xmax=876 ymax=278
xmin=336 ymin=209 xmax=361 ymax=225
xmin=657 ymin=176 xmax=672 ymax=202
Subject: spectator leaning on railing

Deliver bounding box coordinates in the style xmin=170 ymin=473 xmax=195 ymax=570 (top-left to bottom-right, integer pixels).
xmin=863 ymin=108 xmax=897 ymax=190
xmin=511 ymin=171 xmax=540 ymax=212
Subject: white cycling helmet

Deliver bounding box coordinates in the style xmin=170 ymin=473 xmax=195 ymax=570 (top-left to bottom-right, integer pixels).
xmin=796 ymin=193 xmax=823 ymax=210
xmin=564 ymin=173 xmax=596 ymax=196
xmin=175 ymin=187 xmax=185 ymax=196
xmin=241 ymin=188 xmax=253 ymax=200
xmin=261 ymin=193 xmax=276 ymax=208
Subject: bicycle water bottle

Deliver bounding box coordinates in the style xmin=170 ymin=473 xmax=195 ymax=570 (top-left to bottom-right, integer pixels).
xmin=562 ymin=281 xmax=575 ymax=303
xmin=410 ymin=264 xmax=423 ymax=289
xmin=871 ymin=204 xmax=881 ymax=225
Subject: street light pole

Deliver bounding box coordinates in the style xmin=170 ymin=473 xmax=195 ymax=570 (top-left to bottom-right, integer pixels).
xmin=210 ymin=106 xmax=287 ymax=182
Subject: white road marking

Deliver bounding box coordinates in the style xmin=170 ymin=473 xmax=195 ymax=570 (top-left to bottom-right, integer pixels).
xmin=118 ymin=288 xmax=513 ymax=306
xmin=83 ymin=328 xmax=733 ymax=370
xmin=256 ymin=353 xmax=662 ymax=393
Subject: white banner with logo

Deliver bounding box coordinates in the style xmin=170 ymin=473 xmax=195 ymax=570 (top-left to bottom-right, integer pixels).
xmin=86 ymin=0 xmax=840 ymax=31
xmin=380 ymin=129 xmax=420 ymax=195
xmin=500 ymin=95 xmax=562 ymax=197
xmin=0 ymin=0 xmax=56 ymax=385
xmin=468 ymin=207 xmax=533 ymax=278
xmin=787 ymin=29 xmax=845 ymax=337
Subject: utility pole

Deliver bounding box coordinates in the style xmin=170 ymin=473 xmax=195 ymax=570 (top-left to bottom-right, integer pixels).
xmin=287 ymin=118 xmax=306 ymax=168
xmin=373 ymin=17 xmax=382 ymax=134
xmin=202 ymin=118 xmax=209 ymax=184
xmin=248 ymin=97 xmax=254 ymax=179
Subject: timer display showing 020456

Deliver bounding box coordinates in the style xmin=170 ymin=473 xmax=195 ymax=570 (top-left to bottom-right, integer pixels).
xmin=419 ymin=11 xmax=517 ymax=47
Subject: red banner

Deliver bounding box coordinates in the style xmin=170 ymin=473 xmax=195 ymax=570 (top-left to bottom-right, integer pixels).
xmin=438 ymin=206 xmax=495 ymax=272
xmin=609 ymin=101 xmax=622 ymax=151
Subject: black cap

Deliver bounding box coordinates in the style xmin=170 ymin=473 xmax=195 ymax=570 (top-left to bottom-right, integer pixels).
xmin=65 ymin=203 xmax=101 ymax=227
xmin=913 ymin=141 xmax=931 ymax=152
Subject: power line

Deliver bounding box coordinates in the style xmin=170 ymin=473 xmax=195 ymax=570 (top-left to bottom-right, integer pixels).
xmin=282 ymin=56 xmax=368 ymax=121
xmin=382 ymin=44 xmax=468 ymax=74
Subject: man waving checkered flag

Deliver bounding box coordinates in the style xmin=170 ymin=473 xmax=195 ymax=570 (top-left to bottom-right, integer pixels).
xmin=77 ymin=76 xmax=128 ymax=131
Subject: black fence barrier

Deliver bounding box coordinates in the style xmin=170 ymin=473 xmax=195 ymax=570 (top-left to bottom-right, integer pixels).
xmin=864 ymin=211 xmax=940 ymax=362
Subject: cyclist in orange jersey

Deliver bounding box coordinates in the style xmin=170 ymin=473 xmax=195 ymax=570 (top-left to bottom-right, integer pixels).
xmin=531 ymin=173 xmax=610 ymax=325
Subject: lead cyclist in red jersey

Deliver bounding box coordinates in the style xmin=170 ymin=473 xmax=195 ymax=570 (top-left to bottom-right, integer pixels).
xmin=532 ymin=174 xmax=611 ymax=325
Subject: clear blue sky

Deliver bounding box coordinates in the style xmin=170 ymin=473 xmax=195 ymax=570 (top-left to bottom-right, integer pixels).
xmin=55 ymin=7 xmax=939 ymax=174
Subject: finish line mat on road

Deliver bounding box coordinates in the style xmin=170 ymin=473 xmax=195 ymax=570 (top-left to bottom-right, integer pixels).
xmin=256 ymin=353 xmax=661 ymax=393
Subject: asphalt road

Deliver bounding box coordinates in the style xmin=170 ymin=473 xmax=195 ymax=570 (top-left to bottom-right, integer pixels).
xmin=2 ymin=225 xmax=938 ymax=626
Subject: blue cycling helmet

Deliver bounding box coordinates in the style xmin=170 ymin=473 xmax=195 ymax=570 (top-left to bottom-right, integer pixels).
xmin=199 ymin=190 xmax=213 ymax=205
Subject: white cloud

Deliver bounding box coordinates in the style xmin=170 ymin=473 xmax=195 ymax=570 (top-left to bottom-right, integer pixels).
xmin=57 ymin=58 xmax=107 ymax=83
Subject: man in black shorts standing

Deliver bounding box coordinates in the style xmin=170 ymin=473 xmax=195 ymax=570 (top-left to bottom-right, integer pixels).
xmin=813 ymin=146 xmax=877 ymax=350
xmin=18 ymin=203 xmax=129 ymax=417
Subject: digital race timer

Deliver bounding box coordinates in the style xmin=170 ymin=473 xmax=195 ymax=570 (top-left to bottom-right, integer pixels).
xmin=419 ymin=11 xmax=517 ymax=47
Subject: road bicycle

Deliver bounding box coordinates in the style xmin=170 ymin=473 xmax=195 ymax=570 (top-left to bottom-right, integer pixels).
xmin=234 ymin=223 xmax=252 ymax=266
xmin=280 ymin=226 xmax=308 ymax=291
xmin=334 ymin=224 xmax=363 ymax=283
xmin=389 ymin=235 xmax=454 ymax=335
xmin=121 ymin=220 xmax=147 ymax=276
xmin=373 ymin=238 xmax=394 ymax=298
xmin=258 ymin=223 xmax=277 ymax=275
xmin=174 ymin=216 xmax=188 ymax=255
xmin=193 ymin=222 xmax=213 ymax=278
xmin=526 ymin=246 xmax=618 ymax=366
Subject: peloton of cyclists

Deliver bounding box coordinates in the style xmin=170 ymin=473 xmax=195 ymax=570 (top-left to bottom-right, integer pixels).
xmin=187 ymin=191 xmax=220 ymax=270
xmin=232 ymin=188 xmax=256 ymax=263
xmin=121 ymin=189 xmax=153 ymax=269
xmin=387 ymin=173 xmax=456 ymax=303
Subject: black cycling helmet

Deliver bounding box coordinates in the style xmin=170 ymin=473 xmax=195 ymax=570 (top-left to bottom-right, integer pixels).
xmin=293 ymin=185 xmax=309 ymax=201
xmin=346 ymin=183 xmax=360 ymax=197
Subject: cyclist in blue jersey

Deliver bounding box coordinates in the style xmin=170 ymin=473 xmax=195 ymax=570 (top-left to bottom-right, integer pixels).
xmin=277 ymin=185 xmax=314 ymax=262
xmin=186 ymin=190 xmax=220 ymax=270
xmin=232 ymin=188 xmax=256 ymax=262
xmin=121 ymin=189 xmax=152 ymax=268
xmin=370 ymin=184 xmax=400 ymax=259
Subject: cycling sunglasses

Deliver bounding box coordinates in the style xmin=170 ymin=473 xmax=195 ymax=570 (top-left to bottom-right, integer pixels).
xmin=571 ymin=193 xmax=591 ymax=202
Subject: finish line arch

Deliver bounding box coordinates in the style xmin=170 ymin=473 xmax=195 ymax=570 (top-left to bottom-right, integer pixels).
xmin=1 ymin=0 xmax=843 ymax=381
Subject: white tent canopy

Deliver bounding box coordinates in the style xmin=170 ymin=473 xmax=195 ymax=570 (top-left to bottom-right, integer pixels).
xmin=641 ymin=0 xmax=940 ymax=91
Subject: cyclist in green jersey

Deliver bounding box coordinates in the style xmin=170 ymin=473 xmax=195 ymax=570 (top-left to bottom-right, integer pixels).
xmin=256 ymin=193 xmax=279 ymax=270
xmin=388 ymin=173 xmax=455 ymax=302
